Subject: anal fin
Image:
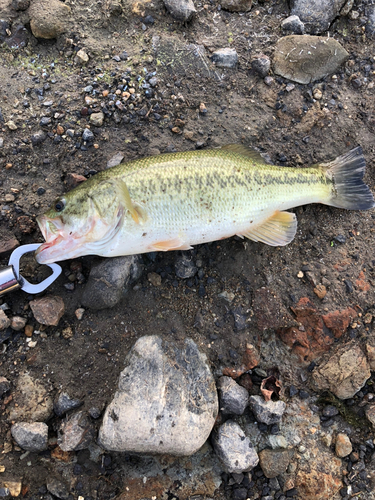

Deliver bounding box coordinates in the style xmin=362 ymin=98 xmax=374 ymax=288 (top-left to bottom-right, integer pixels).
xmin=242 ymin=211 xmax=297 ymax=247
xmin=150 ymin=237 xmax=193 ymax=252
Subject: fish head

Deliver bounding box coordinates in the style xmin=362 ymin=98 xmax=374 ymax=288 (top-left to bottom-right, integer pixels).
xmin=35 ymin=179 xmax=126 ymax=264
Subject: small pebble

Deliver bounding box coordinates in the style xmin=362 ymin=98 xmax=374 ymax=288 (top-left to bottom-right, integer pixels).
xmin=199 ymin=103 xmax=207 ymax=114
xmin=336 ymin=433 xmax=352 ymax=458
xmin=24 ymin=324 xmax=34 ymax=337
xmin=11 ymin=316 xmax=27 ymax=331
xmin=314 ymin=284 xmax=327 ymax=299
xmin=75 ymin=308 xmax=85 ymax=320
xmin=334 ymin=234 xmax=346 ymax=244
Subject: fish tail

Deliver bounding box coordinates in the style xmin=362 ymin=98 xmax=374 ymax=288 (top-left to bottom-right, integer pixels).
xmin=322 ymin=146 xmax=375 ymax=210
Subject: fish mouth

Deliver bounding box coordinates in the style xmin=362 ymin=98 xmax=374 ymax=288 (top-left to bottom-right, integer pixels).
xmin=35 ymin=215 xmax=71 ymax=264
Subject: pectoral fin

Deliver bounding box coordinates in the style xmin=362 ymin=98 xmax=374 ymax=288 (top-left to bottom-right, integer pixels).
xmin=117 ymin=180 xmax=142 ymax=224
xmin=150 ymin=237 xmax=193 ymax=251
xmin=242 ymin=211 xmax=297 ymax=246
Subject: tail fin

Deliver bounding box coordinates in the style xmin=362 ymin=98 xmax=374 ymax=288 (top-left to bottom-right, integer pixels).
xmin=322 ymin=146 xmax=375 ymax=210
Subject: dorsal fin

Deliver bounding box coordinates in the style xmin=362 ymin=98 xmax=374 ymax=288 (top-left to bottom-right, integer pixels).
xmin=221 ymin=144 xmax=269 ymax=164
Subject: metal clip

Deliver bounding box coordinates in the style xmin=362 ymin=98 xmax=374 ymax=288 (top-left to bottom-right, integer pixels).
xmin=0 ymin=243 xmax=62 ymax=296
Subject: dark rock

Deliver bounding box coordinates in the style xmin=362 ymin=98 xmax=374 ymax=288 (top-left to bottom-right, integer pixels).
xmin=31 ymin=131 xmax=47 ymax=146
xmin=290 ymin=0 xmax=346 ymax=34
xmin=322 ymin=405 xmax=339 ymax=417
xmin=0 ymin=228 xmax=19 ymax=255
xmin=143 ymin=15 xmax=155 ymax=24
xmin=40 ymin=117 xmax=51 ymax=126
xmin=81 ymin=255 xmax=142 ymax=310
xmin=344 ymin=279 xmax=353 ymax=293
xmin=82 ymin=128 xmax=94 ymax=142
xmin=54 ymin=392 xmax=82 ymax=417
xmin=232 ymin=488 xmax=248 ymax=500
xmin=218 ymin=376 xmax=249 ymax=415
xmin=231 ymin=307 xmax=248 ymax=331
xmin=98 ymin=336 xmax=218 ymax=454
xmin=0 ymin=20 xmax=10 ymax=40
xmin=175 ymin=254 xmax=197 ymax=279
xmin=46 ymin=476 xmax=70 ymax=500
xmin=366 ymin=5 xmax=375 ymax=35
xmin=289 ymin=385 xmax=298 ymax=397
xmin=249 ymin=396 xmax=286 ymax=424
xmin=11 ymin=422 xmax=48 ymax=452
xmin=211 ymin=48 xmax=238 ymax=68
xmin=212 ymin=420 xmax=259 ymax=473
xmin=334 ymin=234 xmax=346 ymax=244
xmin=89 ymin=407 xmax=101 ymax=419
xmin=58 ymin=411 xmax=95 ymax=451
xmin=251 ymin=54 xmax=271 ymax=77
xmin=0 ymin=377 xmax=10 ymax=398
xmin=252 ymin=288 xmax=295 ymax=330
xmin=281 ymin=15 xmax=305 ymax=34
xmin=5 ymin=25 xmax=29 ymax=49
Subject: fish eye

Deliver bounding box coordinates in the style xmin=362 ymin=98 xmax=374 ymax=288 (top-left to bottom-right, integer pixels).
xmin=54 ymin=199 xmax=66 ymax=212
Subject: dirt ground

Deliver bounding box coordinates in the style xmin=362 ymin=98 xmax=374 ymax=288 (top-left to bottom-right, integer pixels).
xmin=1 ymin=0 xmax=375 ymax=498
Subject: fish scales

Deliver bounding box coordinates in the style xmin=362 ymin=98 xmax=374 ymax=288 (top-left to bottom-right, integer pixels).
xmin=35 ymin=146 xmax=374 ymax=264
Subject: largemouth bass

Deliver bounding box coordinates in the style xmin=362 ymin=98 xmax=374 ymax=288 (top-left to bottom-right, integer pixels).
xmin=35 ymin=145 xmax=374 ymax=264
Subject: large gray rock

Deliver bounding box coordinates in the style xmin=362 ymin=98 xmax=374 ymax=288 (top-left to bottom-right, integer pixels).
xmin=212 ymin=420 xmax=259 ymax=473
xmin=249 ymin=396 xmax=286 ymax=425
xmin=290 ymin=0 xmax=346 ymax=34
xmin=11 ymin=422 xmax=48 ymax=452
xmin=98 ymin=336 xmax=218 ymax=455
xmin=273 ymin=35 xmax=349 ymax=84
xmin=218 ymin=376 xmax=249 ymax=415
xmin=29 ymin=0 xmax=71 ymax=39
xmin=163 ymin=0 xmax=196 ymax=21
xmin=81 ymin=255 xmax=143 ymax=310
xmin=312 ymin=343 xmax=370 ymax=399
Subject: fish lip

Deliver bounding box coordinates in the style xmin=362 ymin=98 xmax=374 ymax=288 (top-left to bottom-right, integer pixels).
xmin=37 ymin=215 xmax=62 ymax=242
xmin=35 ymin=215 xmax=68 ymax=264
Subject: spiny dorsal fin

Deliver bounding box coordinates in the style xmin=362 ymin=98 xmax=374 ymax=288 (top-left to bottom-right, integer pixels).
xmin=242 ymin=211 xmax=297 ymax=246
xmin=221 ymin=144 xmax=269 ymax=164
